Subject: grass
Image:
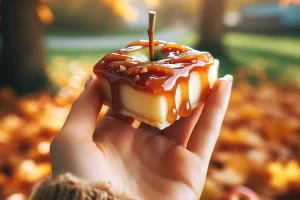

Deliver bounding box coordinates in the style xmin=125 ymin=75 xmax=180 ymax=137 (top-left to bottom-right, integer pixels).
xmin=45 ymin=32 xmax=300 ymax=85
xmin=46 ymin=49 xmax=112 ymax=60
xmin=45 ymin=49 xmax=110 ymax=77
xmin=179 ymin=32 xmax=300 ymax=84
xmin=225 ymin=32 xmax=300 ymax=84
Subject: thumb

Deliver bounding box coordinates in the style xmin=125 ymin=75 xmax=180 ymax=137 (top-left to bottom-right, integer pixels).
xmin=59 ymin=75 xmax=103 ymax=141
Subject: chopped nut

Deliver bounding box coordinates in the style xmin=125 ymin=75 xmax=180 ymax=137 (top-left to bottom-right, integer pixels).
xmin=133 ymin=75 xmax=140 ymax=82
xmin=119 ymin=65 xmax=126 ymax=72
xmin=126 ymin=58 xmax=132 ymax=62
xmin=101 ymin=61 xmax=105 ymax=64
xmin=140 ymin=67 xmax=148 ymax=73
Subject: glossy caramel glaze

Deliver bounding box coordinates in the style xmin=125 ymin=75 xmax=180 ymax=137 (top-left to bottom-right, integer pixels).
xmin=93 ymin=40 xmax=214 ymax=123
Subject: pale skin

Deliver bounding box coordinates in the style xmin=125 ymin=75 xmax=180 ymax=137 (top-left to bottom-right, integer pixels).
xmin=50 ymin=74 xmax=233 ymax=200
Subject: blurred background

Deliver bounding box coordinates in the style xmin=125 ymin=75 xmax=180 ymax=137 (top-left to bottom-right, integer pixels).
xmin=0 ymin=0 xmax=300 ymax=199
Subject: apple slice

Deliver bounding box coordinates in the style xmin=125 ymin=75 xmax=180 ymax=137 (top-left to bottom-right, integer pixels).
xmin=94 ymin=40 xmax=219 ymax=129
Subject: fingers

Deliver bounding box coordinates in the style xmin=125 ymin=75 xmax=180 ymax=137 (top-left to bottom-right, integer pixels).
xmin=162 ymin=104 xmax=204 ymax=147
xmin=187 ymin=75 xmax=232 ymax=166
xmin=59 ymin=75 xmax=103 ymax=141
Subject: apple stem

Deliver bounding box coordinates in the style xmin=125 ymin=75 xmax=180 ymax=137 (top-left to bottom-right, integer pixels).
xmin=148 ymin=11 xmax=156 ymax=62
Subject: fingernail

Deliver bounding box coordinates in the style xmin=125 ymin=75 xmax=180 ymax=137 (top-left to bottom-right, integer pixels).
xmin=84 ymin=75 xmax=93 ymax=88
xmin=223 ymin=74 xmax=233 ymax=84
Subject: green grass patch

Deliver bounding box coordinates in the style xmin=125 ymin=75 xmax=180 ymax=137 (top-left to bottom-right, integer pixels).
xmin=225 ymin=32 xmax=300 ymax=84
xmin=45 ymin=49 xmax=112 ymax=60
xmin=180 ymin=32 xmax=300 ymax=84
xmin=45 ymin=49 xmax=111 ymax=77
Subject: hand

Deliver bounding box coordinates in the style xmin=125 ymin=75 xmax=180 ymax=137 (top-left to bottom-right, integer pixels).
xmin=50 ymin=74 xmax=232 ymax=200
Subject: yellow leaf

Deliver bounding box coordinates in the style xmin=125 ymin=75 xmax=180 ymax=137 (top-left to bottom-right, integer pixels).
xmin=36 ymin=4 xmax=54 ymax=24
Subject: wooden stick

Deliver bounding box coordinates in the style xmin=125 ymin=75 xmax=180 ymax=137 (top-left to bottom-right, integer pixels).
xmin=148 ymin=11 xmax=156 ymax=62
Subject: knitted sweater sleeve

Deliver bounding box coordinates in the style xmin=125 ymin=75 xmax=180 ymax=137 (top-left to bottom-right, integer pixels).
xmin=29 ymin=173 xmax=140 ymax=200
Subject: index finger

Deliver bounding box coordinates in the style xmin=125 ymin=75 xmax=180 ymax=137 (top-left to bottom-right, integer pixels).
xmin=59 ymin=75 xmax=103 ymax=141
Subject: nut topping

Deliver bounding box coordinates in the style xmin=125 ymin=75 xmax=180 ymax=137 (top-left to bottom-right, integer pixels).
xmin=140 ymin=67 xmax=148 ymax=73
xmin=133 ymin=75 xmax=140 ymax=82
xmin=119 ymin=65 xmax=126 ymax=72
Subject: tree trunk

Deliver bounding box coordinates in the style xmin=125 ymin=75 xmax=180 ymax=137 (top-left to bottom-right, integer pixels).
xmin=196 ymin=0 xmax=226 ymax=54
xmin=0 ymin=0 xmax=49 ymax=94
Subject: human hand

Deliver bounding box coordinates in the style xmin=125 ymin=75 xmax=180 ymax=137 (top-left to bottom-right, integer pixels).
xmin=50 ymin=74 xmax=232 ymax=200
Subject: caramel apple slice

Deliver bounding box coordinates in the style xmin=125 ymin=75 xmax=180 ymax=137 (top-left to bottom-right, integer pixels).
xmin=93 ymin=40 xmax=219 ymax=129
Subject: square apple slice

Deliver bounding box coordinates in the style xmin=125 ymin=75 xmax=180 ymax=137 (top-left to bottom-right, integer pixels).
xmin=94 ymin=40 xmax=219 ymax=129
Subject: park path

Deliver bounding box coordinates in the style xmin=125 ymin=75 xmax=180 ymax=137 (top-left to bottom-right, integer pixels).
xmin=45 ymin=27 xmax=192 ymax=50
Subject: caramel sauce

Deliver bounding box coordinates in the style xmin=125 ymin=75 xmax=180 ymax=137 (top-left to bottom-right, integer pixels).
xmin=93 ymin=40 xmax=214 ymax=123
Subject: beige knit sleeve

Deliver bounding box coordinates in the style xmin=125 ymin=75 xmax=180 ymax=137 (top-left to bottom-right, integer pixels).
xmin=29 ymin=173 xmax=140 ymax=200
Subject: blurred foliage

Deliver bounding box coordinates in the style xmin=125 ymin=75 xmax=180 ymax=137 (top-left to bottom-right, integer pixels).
xmin=155 ymin=0 xmax=200 ymax=27
xmin=0 ymin=56 xmax=299 ymax=199
xmin=47 ymin=0 xmax=122 ymax=32
xmin=36 ymin=2 xmax=54 ymax=25
xmin=99 ymin=0 xmax=160 ymax=23
xmin=1 ymin=0 xmax=297 ymax=34
xmin=227 ymin=0 xmax=277 ymax=11
xmin=41 ymin=0 xmax=283 ymax=32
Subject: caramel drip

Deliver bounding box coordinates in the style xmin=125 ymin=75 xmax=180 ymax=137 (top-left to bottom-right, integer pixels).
xmin=166 ymin=92 xmax=177 ymax=123
xmin=200 ymin=66 xmax=211 ymax=102
xmin=111 ymin=82 xmax=121 ymax=111
xmin=178 ymin=78 xmax=191 ymax=117
xmin=93 ymin=40 xmax=214 ymax=123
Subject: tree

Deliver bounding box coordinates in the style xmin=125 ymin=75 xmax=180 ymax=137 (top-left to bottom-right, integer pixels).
xmin=195 ymin=0 xmax=226 ymax=54
xmin=0 ymin=0 xmax=49 ymax=94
